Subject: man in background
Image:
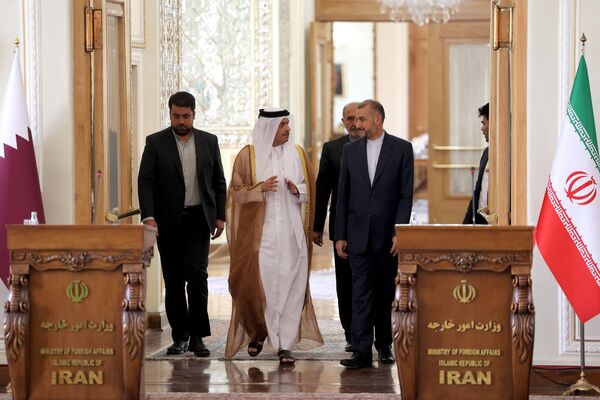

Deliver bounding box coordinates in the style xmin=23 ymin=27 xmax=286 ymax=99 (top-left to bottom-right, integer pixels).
xmin=463 ymin=102 xmax=489 ymax=225
xmin=313 ymin=102 xmax=362 ymax=352
xmin=138 ymin=91 xmax=227 ymax=357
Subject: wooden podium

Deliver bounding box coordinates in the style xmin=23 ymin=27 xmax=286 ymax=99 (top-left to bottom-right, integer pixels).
xmin=4 ymin=225 xmax=154 ymax=400
xmin=392 ymin=225 xmax=534 ymax=400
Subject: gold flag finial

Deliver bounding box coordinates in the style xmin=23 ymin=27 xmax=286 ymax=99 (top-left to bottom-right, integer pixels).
xmin=14 ymin=37 xmax=20 ymax=48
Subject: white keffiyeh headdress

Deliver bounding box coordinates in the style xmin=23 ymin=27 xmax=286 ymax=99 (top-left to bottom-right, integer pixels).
xmin=252 ymin=107 xmax=302 ymax=185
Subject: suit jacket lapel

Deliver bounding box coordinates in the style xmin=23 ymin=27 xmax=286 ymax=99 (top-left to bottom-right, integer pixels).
xmin=194 ymin=129 xmax=207 ymax=180
xmin=358 ymin=138 xmax=371 ymax=186
xmin=334 ymin=135 xmax=350 ymax=175
xmin=372 ymin=132 xmax=393 ymax=187
xmin=165 ymin=129 xmax=184 ymax=180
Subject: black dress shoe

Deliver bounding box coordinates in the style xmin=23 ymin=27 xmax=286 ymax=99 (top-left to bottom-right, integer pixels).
xmin=340 ymin=352 xmax=372 ymax=369
xmin=344 ymin=342 xmax=354 ymax=352
xmin=377 ymin=345 xmax=395 ymax=364
xmin=189 ymin=337 xmax=210 ymax=357
xmin=166 ymin=340 xmax=188 ymax=355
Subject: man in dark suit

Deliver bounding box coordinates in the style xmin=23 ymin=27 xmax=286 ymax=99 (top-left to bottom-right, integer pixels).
xmin=463 ymin=103 xmax=489 ymax=225
xmin=313 ymin=102 xmax=362 ymax=352
xmin=335 ymin=99 xmax=414 ymax=368
xmin=138 ymin=91 xmax=227 ymax=357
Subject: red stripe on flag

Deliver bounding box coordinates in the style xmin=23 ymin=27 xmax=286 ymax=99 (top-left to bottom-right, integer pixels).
xmin=536 ymin=193 xmax=600 ymax=322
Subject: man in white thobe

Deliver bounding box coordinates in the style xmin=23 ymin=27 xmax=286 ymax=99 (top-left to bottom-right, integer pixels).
xmin=225 ymin=108 xmax=322 ymax=364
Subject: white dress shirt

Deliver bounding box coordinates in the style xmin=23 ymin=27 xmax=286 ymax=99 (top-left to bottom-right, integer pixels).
xmin=366 ymin=133 xmax=384 ymax=185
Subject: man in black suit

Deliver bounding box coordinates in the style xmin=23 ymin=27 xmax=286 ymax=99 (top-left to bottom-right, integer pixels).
xmin=463 ymin=103 xmax=489 ymax=225
xmin=138 ymin=91 xmax=227 ymax=357
xmin=313 ymin=102 xmax=362 ymax=352
xmin=335 ymin=99 xmax=414 ymax=368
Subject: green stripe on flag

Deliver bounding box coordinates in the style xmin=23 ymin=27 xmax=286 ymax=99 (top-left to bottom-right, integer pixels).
xmin=568 ymin=55 xmax=600 ymax=172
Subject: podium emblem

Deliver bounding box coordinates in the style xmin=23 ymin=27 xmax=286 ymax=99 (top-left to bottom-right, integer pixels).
xmin=453 ymin=280 xmax=476 ymax=304
xmin=66 ymin=280 xmax=89 ymax=303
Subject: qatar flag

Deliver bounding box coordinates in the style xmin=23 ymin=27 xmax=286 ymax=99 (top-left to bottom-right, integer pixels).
xmin=0 ymin=51 xmax=45 ymax=287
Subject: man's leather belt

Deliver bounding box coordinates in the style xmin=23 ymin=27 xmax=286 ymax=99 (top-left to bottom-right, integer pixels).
xmin=182 ymin=205 xmax=201 ymax=214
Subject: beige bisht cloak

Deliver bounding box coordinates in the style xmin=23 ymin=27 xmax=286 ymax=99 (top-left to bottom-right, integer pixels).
xmin=225 ymin=144 xmax=324 ymax=358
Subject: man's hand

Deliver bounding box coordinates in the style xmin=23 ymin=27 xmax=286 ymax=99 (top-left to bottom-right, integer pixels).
xmin=261 ymin=176 xmax=278 ymax=192
xmin=312 ymin=231 xmax=323 ymax=246
xmin=212 ymin=219 xmax=225 ymax=240
xmin=143 ymin=219 xmax=158 ymax=236
xmin=335 ymin=240 xmax=348 ymax=259
xmin=390 ymin=236 xmax=398 ymax=257
xmin=285 ymin=178 xmax=299 ymax=197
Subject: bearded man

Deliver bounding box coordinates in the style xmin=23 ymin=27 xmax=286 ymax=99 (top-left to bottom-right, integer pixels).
xmin=225 ymin=108 xmax=323 ymax=365
xmin=138 ymin=91 xmax=227 ymax=357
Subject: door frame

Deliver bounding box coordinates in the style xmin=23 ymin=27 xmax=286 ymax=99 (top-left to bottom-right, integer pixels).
xmin=489 ymin=0 xmax=527 ymax=225
xmin=308 ymin=22 xmax=334 ymax=167
xmin=72 ymin=0 xmax=132 ymax=224
xmin=314 ymin=0 xmax=528 ymax=225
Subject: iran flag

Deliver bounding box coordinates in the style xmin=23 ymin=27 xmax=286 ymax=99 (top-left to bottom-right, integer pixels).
xmin=536 ymin=55 xmax=600 ymax=322
xmin=0 ymin=51 xmax=45 ymax=287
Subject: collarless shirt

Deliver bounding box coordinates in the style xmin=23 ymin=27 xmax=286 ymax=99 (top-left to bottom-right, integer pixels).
xmin=173 ymin=130 xmax=201 ymax=207
xmin=366 ymin=133 xmax=384 ymax=185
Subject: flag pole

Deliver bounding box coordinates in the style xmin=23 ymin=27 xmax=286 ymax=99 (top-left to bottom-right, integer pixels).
xmin=563 ymin=32 xmax=600 ymax=397
xmin=563 ymin=318 xmax=600 ymax=395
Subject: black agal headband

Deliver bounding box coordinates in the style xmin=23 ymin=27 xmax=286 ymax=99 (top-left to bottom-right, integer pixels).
xmin=258 ymin=108 xmax=290 ymax=118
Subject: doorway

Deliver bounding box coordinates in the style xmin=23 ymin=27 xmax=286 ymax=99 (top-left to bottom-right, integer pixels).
xmin=73 ymin=0 xmax=133 ymax=224
xmin=318 ymin=19 xmax=490 ymax=225
xmin=313 ymin=0 xmax=528 ymax=227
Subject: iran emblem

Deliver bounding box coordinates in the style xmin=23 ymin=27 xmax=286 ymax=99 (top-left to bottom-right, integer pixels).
xmin=565 ymin=170 xmax=597 ymax=205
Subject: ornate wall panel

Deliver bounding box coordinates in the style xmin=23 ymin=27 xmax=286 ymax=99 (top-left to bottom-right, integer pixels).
xmin=181 ymin=1 xmax=254 ymax=128
xmin=24 ymin=0 xmax=41 ymax=180
xmin=161 ymin=1 xmax=292 ymax=147
xmin=159 ymin=0 xmax=181 ymax=128
xmin=279 ymin=0 xmax=290 ymax=109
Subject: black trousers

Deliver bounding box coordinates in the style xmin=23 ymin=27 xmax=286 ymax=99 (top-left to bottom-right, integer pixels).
xmin=333 ymin=247 xmax=352 ymax=343
xmin=348 ymin=243 xmax=397 ymax=355
xmin=156 ymin=207 xmax=211 ymax=342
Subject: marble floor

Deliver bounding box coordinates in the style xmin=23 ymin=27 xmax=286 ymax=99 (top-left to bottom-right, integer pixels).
xmin=2 ymin=218 xmax=599 ymax=398
xmin=141 ymin=238 xmax=600 ymax=398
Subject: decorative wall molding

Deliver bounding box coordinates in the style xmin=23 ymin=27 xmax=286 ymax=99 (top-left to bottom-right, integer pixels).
xmin=159 ymin=1 xmax=292 ymax=148
xmin=178 ymin=0 xmax=272 ymax=147
xmin=130 ymin=0 xmax=146 ymax=48
xmin=254 ymin=0 xmax=274 ymax=128
xmin=558 ymin=0 xmax=576 ymax=123
xmin=279 ymin=0 xmax=291 ymax=110
xmin=561 ymin=292 xmax=600 ymax=354
xmin=130 ymin=47 xmax=144 ymax=205
xmin=24 ymin=0 xmax=42 ymax=184
xmin=159 ymin=0 xmax=181 ymax=128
